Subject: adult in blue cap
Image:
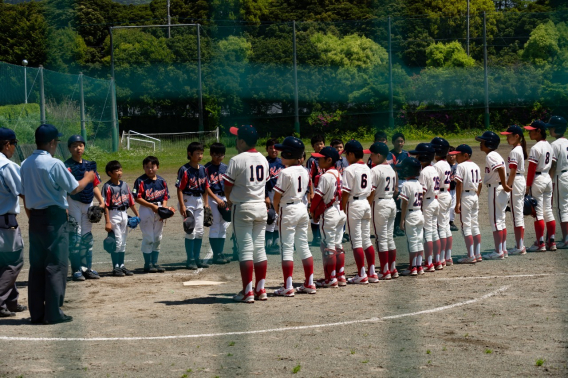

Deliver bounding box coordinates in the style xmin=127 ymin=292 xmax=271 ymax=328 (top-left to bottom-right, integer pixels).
xmin=20 ymin=124 xmax=96 ymax=324
xmin=0 ymin=127 xmax=28 ymax=318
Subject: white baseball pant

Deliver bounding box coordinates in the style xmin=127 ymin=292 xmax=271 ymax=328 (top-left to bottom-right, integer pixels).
xmin=319 ymin=204 xmax=346 ymax=250
xmin=266 ymin=190 xmax=278 ymax=232
xmin=346 ymin=199 xmax=373 ymax=250
xmin=510 ymin=175 xmax=526 ymax=228
xmin=278 ymin=202 xmax=312 ymax=261
xmin=423 ymin=197 xmax=440 ymax=242
xmin=554 ymin=172 xmax=568 ymax=223
xmin=488 ymin=185 xmax=509 ymax=232
xmin=208 ymin=196 xmax=230 ymax=238
xmin=109 ymin=209 xmax=128 ymax=252
xmin=531 ymin=174 xmax=554 ymax=222
xmin=181 ymin=194 xmax=204 ymax=240
xmin=67 ymin=198 xmax=93 ymax=237
xmin=449 ymin=189 xmax=456 ymax=222
xmin=436 ymin=192 xmax=452 ymax=239
xmin=372 ymin=198 xmax=396 ymax=251
xmin=460 ymin=191 xmax=480 ymax=237
xmin=232 ymin=202 xmax=267 ymax=262
xmin=139 ymin=204 xmax=164 ymax=253
xmin=404 ymin=210 xmax=424 ymax=253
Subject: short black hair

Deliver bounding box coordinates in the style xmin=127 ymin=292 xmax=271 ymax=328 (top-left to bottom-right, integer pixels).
xmin=266 ymin=138 xmax=279 ymax=148
xmin=187 ymin=142 xmax=204 ymax=157
xmin=448 ymin=146 xmax=455 ymax=152
xmin=374 ymin=131 xmax=387 ymax=142
xmin=143 ymin=156 xmax=159 ymax=168
xmin=348 ymin=150 xmax=364 ymax=160
xmin=105 ymin=160 xmax=122 ymax=176
xmin=210 ymin=142 xmax=226 ymax=155
xmin=330 ymin=138 xmax=343 ymax=147
xmin=392 ymin=132 xmax=405 ymax=143
xmin=311 ymin=135 xmax=325 ymax=146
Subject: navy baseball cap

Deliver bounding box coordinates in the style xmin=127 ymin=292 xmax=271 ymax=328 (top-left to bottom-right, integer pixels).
xmin=311 ymin=146 xmax=340 ymax=164
xmin=35 ymin=124 xmax=63 ymax=145
xmin=524 ymin=120 xmax=546 ymax=132
xmin=500 ymin=125 xmax=523 ymax=136
xmin=448 ymin=144 xmax=473 ymax=156
xmin=0 ymin=127 xmax=16 ymax=141
xmin=67 ymin=134 xmax=86 ymax=147
xmin=341 ymin=140 xmax=371 ymax=155
xmin=545 ymin=115 xmax=567 ymax=129
xmin=230 ymin=125 xmax=258 ymax=145
xmin=369 ymin=142 xmax=389 ymax=156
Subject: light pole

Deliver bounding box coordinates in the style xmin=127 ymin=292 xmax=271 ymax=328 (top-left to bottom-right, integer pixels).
xmin=167 ymin=0 xmax=171 ymax=38
xmin=22 ymin=59 xmax=28 ymax=104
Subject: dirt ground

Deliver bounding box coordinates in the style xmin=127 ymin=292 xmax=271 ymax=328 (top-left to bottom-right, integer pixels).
xmin=1 ymin=142 xmax=567 ymax=377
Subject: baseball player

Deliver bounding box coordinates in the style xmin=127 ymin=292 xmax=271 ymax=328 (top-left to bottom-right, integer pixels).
xmin=265 ymin=138 xmax=285 ymax=254
xmin=430 ymin=137 xmax=453 ymax=268
xmin=271 ymin=137 xmax=316 ymax=296
xmin=223 ymin=125 xmax=270 ymax=303
xmin=102 ymin=160 xmax=139 ymax=276
xmin=548 ymin=116 xmax=568 ymax=249
xmin=340 ymin=140 xmax=377 ymax=284
xmin=369 ymin=142 xmax=398 ymax=279
xmin=391 ymin=132 xmax=409 ymax=237
xmin=448 ymin=147 xmax=459 ymax=233
xmin=476 ymin=131 xmax=511 ymax=260
xmin=306 ymin=135 xmax=325 ymax=246
xmin=331 ymin=138 xmax=350 ymax=243
xmin=397 ymin=157 xmax=425 ymax=276
xmin=205 ymin=142 xmax=231 ymax=264
xmin=449 ymin=145 xmax=482 ymax=264
xmin=177 ymin=142 xmax=210 ymax=270
xmin=133 ymin=156 xmax=172 ymax=273
xmin=524 ymin=120 xmax=556 ymax=251
xmin=366 ymin=131 xmax=396 ymax=168
xmin=500 ymin=125 xmax=528 ymax=255
xmin=409 ymin=143 xmax=439 ymax=272
xmin=309 ymin=147 xmax=346 ymax=288
xmin=64 ymin=135 xmax=103 ymax=281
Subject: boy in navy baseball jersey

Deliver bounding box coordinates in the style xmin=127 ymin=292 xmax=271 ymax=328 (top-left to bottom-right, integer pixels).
xmin=102 ymin=160 xmax=139 ymax=277
xmin=133 ymin=156 xmax=173 ymax=273
xmin=205 ymin=142 xmax=230 ymax=264
xmin=177 ymin=142 xmax=210 ymax=270
xmin=307 ymin=135 xmax=325 ymax=246
xmin=265 ymin=138 xmax=285 ymax=254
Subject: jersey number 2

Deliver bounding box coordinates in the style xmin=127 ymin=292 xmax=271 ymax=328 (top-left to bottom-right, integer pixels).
xmin=249 ymin=165 xmax=265 ymax=182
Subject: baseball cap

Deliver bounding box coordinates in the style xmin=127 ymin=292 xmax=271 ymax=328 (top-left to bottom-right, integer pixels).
xmin=230 ymin=125 xmax=258 ymax=146
xmin=311 ymin=146 xmax=340 ymax=164
xmin=500 ymin=125 xmax=523 ymax=136
xmin=448 ymin=144 xmax=473 ymax=156
xmin=341 ymin=140 xmax=371 ymax=155
xmin=67 ymin=134 xmax=86 ymax=147
xmin=524 ymin=120 xmax=546 ymax=131
xmin=0 ymin=127 xmax=16 ymax=141
xmin=545 ymin=115 xmax=567 ymax=129
xmin=368 ymin=142 xmax=389 ymax=157
xmin=35 ymin=124 xmax=63 ymax=145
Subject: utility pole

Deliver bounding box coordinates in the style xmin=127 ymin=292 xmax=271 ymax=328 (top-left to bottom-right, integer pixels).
xmin=167 ymin=0 xmax=171 ymax=38
xmin=39 ymin=65 xmax=46 ymax=124
xmin=22 ymin=59 xmax=28 ymax=104
xmin=197 ymin=24 xmax=204 ymax=131
xmin=388 ymin=16 xmax=394 ymax=129
xmin=80 ymin=73 xmax=87 ymax=143
xmin=293 ymin=21 xmax=300 ymax=135
xmin=483 ymin=11 xmax=490 ymax=129
xmin=467 ymin=0 xmax=470 ymax=56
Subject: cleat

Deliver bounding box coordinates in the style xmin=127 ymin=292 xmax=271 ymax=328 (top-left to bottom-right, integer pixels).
xmin=401 ymin=268 xmax=417 ymax=276
xmin=425 ymin=264 xmax=436 ymax=272
xmin=9 ymin=304 xmax=27 ymax=313
xmin=435 ymin=263 xmax=444 ymax=270
xmin=476 ymin=255 xmax=482 ymax=262
xmin=233 ymin=291 xmax=254 ymax=303
xmin=441 ymin=259 xmax=446 ymax=267
xmin=445 ymin=258 xmax=453 ymax=266
xmin=556 ymin=241 xmax=568 ymax=249
xmin=144 ymin=264 xmax=157 ymax=273
xmin=368 ymin=273 xmax=380 ymax=283
xmin=186 ymin=260 xmax=198 ymax=270
xmin=315 ymin=278 xmax=338 ymax=288
xmin=196 ymin=260 xmax=209 ymax=268
xmin=449 ymin=221 xmax=458 ymax=231
xmin=458 ymin=256 xmax=476 ymax=264
xmin=508 ymin=247 xmax=526 ymax=255
xmin=254 ymin=289 xmax=268 ymax=301
xmin=112 ymin=267 xmax=125 ymax=277
xmin=296 ymin=284 xmax=317 ymax=294
xmin=390 ymin=269 xmax=399 ymax=278
xmin=417 ymin=266 xmax=425 ymax=275
xmin=0 ymin=308 xmax=15 ymax=317
xmin=72 ymin=270 xmax=85 ymax=281
xmin=394 ymin=226 xmax=405 ymax=237
xmin=274 ymin=287 xmax=295 ymax=297
xmin=337 ymin=275 xmax=347 ymax=287
xmin=378 ymin=272 xmax=391 ymax=280
xmin=547 ymin=242 xmax=557 ymax=251
xmin=484 ymin=251 xmax=504 ymax=260
xmin=503 ymin=250 xmax=509 ymax=258
xmin=347 ymin=274 xmax=369 ymax=284
xmin=528 ymin=241 xmax=546 ymax=252
xmin=121 ymin=266 xmax=134 ymax=276
xmin=83 ymin=269 xmax=100 ymax=279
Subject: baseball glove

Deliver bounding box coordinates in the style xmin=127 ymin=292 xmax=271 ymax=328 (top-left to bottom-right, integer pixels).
xmin=127 ymin=216 xmax=141 ymax=229
xmin=203 ymin=206 xmax=213 ymax=227
xmin=157 ymin=207 xmax=175 ymax=220
xmin=87 ymin=206 xmax=103 ymax=223
xmin=103 ymin=231 xmax=116 ymax=254
xmin=218 ymin=203 xmax=232 ymax=223
xmin=267 ymin=208 xmax=276 ymax=225
xmin=183 ymin=212 xmax=195 ymax=234
xmin=524 ymin=194 xmax=538 ymax=216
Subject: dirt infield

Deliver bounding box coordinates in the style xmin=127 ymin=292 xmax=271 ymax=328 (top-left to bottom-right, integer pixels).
xmin=1 ymin=143 xmax=567 ymax=377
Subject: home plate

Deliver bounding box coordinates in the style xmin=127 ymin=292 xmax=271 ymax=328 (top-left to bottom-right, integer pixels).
xmin=183 ymin=280 xmax=226 ymax=286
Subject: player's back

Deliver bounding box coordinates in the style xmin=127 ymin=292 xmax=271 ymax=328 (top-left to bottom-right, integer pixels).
xmin=420 ymin=165 xmax=439 ymax=198
xmin=342 ymin=162 xmax=372 ymax=199
xmin=456 ymin=160 xmax=481 ymax=191
xmin=371 ymin=164 xmax=396 ymax=200
xmin=315 ymin=169 xmax=341 ymax=204
xmin=433 ymin=160 xmax=452 ymax=192
xmin=275 ymin=165 xmax=309 ymax=204
xmin=552 ymin=138 xmax=568 ymax=174
xmin=400 ymin=179 xmax=423 ymax=212
xmin=529 ymin=140 xmax=553 ymax=173
xmin=483 ymin=151 xmax=505 ymax=184
xmin=223 ymin=151 xmax=269 ymax=203
xmin=506 ymin=145 xmax=525 ymax=175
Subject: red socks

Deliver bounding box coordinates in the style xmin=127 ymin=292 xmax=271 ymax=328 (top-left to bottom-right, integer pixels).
xmin=240 ymin=260 xmax=254 ymax=294
xmin=425 ymin=241 xmax=433 ymax=265
xmin=254 ymin=260 xmax=267 ymax=292
xmin=353 ymin=247 xmax=365 ymax=277
xmin=465 ymin=235 xmax=474 ymax=257
xmin=546 ymin=220 xmax=556 ymax=244
xmin=281 ymin=260 xmax=293 ymax=289
xmin=535 ymin=219 xmax=545 ymax=243
xmin=501 ymin=228 xmax=507 ymax=252
xmin=514 ymin=226 xmax=524 ymax=249
xmin=364 ymin=246 xmax=375 ymax=276
xmin=326 ymin=252 xmax=337 ymax=280
xmin=335 ymin=250 xmax=345 ymax=278
xmin=433 ymin=239 xmax=441 ymax=264
xmin=473 ymin=234 xmax=481 ymax=256
xmin=388 ymin=249 xmax=397 ymax=272
xmin=301 ymin=257 xmax=314 ymax=286
xmin=378 ymin=251 xmax=389 ymax=274
xmin=492 ymin=231 xmax=501 ymax=254
xmin=439 ymin=238 xmax=446 ymax=262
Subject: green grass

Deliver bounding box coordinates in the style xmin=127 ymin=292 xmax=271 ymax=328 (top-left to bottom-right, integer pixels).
xmin=535 ymin=358 xmax=545 ymax=366
xmin=292 ymin=364 xmax=301 ymax=374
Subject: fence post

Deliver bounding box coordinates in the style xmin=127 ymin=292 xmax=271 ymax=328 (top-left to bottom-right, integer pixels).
xmin=197 ymin=24 xmax=204 ymax=132
xmin=111 ymin=78 xmax=119 ymax=152
xmin=110 ymin=27 xmax=115 ymax=81
xmin=80 ymin=73 xmax=87 ymax=143
xmin=39 ymin=65 xmax=46 ymax=124
xmin=293 ymin=21 xmax=300 ymax=135
xmin=483 ymin=11 xmax=490 ymax=129
xmin=388 ymin=17 xmax=394 ymax=129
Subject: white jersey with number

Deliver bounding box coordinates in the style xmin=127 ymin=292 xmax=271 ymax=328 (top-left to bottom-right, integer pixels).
xmin=506 ymin=145 xmax=525 ymax=174
xmin=433 ymin=160 xmax=452 ymax=192
xmin=273 ymin=165 xmax=309 ymax=204
xmin=371 ymin=164 xmax=397 ymax=200
xmin=342 ymin=162 xmax=372 ymax=199
xmin=552 ymin=137 xmax=568 ymax=174
xmin=455 ymin=161 xmax=482 ymax=191
xmin=315 ymin=168 xmax=341 ymax=204
xmin=223 ymin=150 xmax=269 ymax=203
xmin=399 ymin=179 xmax=423 ymax=212
xmin=528 ymin=140 xmax=553 ymax=173
xmin=483 ymin=151 xmax=505 ymax=185
xmin=419 ymin=165 xmax=439 ymax=198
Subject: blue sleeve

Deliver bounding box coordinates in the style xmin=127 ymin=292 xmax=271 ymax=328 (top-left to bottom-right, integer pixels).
xmin=51 ymin=160 xmax=79 ymax=193
xmin=1 ymin=163 xmax=22 ymax=196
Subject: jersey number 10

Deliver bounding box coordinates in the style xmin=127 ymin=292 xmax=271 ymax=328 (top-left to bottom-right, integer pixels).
xmin=249 ymin=165 xmax=265 ymax=182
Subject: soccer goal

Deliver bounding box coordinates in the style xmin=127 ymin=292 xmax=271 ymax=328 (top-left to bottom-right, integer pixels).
xmin=121 ymin=128 xmax=219 ymax=151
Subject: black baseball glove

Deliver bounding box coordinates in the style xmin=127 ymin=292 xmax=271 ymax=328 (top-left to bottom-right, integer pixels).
xmin=157 ymin=207 xmax=175 ymax=220
xmin=203 ymin=206 xmax=213 ymax=227
xmin=87 ymin=206 xmax=103 ymax=223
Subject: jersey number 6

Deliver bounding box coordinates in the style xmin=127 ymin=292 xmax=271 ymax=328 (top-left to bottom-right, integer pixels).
xmin=361 ymin=173 xmax=368 ymax=188
xmin=249 ymin=165 xmax=265 ymax=182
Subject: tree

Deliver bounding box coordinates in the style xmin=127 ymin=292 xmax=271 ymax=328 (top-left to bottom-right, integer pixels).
xmin=426 ymin=41 xmax=476 ymax=67
xmin=521 ymin=20 xmax=559 ymax=66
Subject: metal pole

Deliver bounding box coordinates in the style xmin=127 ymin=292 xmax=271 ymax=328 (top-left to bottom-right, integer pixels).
xmin=110 ymin=27 xmax=115 ymax=81
xmin=167 ymin=0 xmax=171 ymax=38
xmin=293 ymin=21 xmax=300 ymax=135
xmin=39 ymin=65 xmax=46 ymax=124
xmin=24 ymin=66 xmax=27 ymax=104
xmin=111 ymin=78 xmax=119 ymax=152
xmin=467 ymin=0 xmax=470 ymax=56
xmin=197 ymin=24 xmax=204 ymax=132
xmin=388 ymin=16 xmax=394 ymax=129
xmin=483 ymin=11 xmax=490 ymax=129
xmin=80 ymin=73 xmax=87 ymax=143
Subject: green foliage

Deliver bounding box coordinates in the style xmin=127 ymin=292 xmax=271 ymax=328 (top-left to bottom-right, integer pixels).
xmin=292 ymin=364 xmax=301 ymax=374
xmin=310 ymin=33 xmax=388 ymax=68
xmin=521 ymin=21 xmax=560 ymax=66
xmin=426 ymin=42 xmax=476 ymax=68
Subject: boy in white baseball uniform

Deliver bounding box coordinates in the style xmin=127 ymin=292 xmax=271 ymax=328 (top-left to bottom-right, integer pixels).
xmin=476 ymin=131 xmax=511 ymax=260
xmin=307 ymin=135 xmax=326 ymax=246
xmin=449 ymin=145 xmax=482 ymax=264
xmin=525 ymin=121 xmax=556 ymax=251
xmin=309 ymin=147 xmax=346 ymax=288
xmin=369 ymin=142 xmax=398 ymax=279
xmin=397 ymin=157 xmax=425 ymax=276
xmin=448 ymin=147 xmax=459 ymax=233
xmin=272 ymin=137 xmax=316 ymax=296
xmin=500 ymin=125 xmax=528 ymax=255
xmin=548 ymin=116 xmax=568 ymax=249
xmin=431 ymin=137 xmax=453 ymax=268
xmin=265 ymin=138 xmax=285 ymax=253
xmin=340 ymin=140 xmax=377 ymax=284
xmin=223 ymin=125 xmax=270 ymax=303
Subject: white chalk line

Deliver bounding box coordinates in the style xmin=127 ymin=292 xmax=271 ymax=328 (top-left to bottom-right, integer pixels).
xmin=434 ymin=273 xmax=567 ymax=281
xmin=0 ymin=285 xmax=509 ymax=342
